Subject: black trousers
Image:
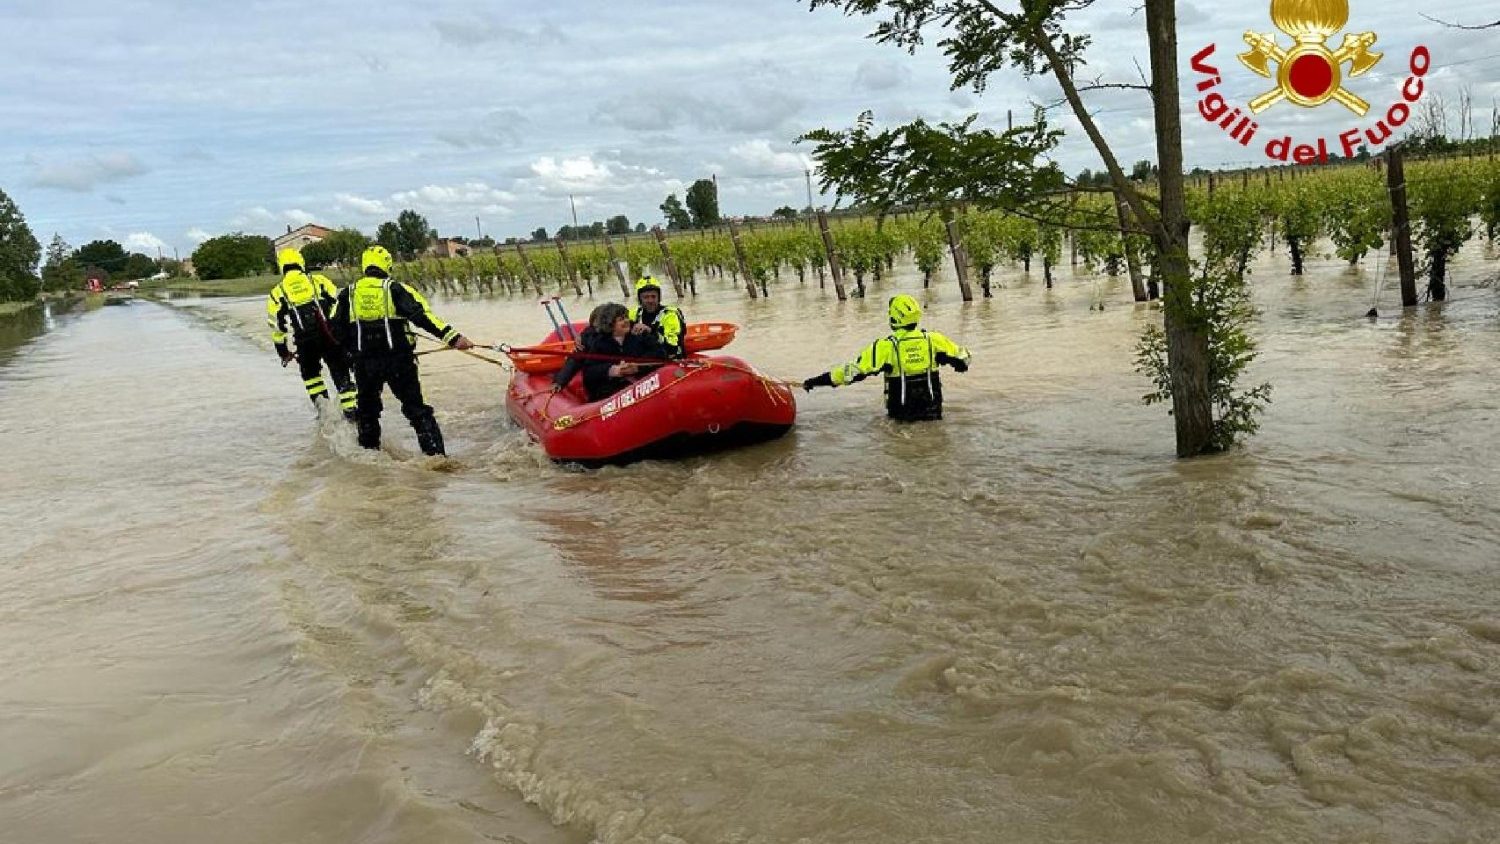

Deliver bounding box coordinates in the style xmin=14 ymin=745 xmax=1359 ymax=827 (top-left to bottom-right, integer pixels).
xmin=883 ymin=372 xmax=944 ymax=421
xmin=352 ymin=352 xmax=444 ymax=455
xmin=294 ymin=333 xmax=356 ymax=416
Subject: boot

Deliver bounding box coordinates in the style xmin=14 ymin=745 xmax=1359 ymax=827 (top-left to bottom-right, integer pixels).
xmin=412 ymin=413 xmax=445 ymax=457
xmin=356 ymin=416 xmax=381 ymax=450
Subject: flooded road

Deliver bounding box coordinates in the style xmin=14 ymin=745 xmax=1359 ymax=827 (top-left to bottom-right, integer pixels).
xmin=3 ymin=241 xmax=1499 ymax=843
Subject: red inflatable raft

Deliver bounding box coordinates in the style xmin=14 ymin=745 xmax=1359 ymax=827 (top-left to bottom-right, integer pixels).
xmin=505 ymin=323 xmax=797 ymax=464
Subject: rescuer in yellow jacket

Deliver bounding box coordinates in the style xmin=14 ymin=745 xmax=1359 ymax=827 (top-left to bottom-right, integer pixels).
xmin=802 ymin=294 xmax=971 ymax=421
xmin=329 ymin=246 xmax=473 ymax=456
xmin=627 ymin=276 xmax=685 ymax=357
xmin=266 ymin=247 xmax=357 ymax=419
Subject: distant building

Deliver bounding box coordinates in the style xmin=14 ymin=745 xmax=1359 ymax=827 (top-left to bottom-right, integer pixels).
xmin=273 ymin=223 xmax=335 ymax=252
xmin=428 ymin=238 xmax=471 ymax=259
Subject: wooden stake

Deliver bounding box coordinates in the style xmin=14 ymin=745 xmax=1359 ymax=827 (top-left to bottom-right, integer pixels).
xmin=1386 ymin=145 xmax=1418 ymax=308
xmin=816 ymin=211 xmax=847 ymax=301
xmin=940 ymin=205 xmax=975 ymax=302
xmin=554 ymin=236 xmax=584 ymax=296
xmin=602 ymin=232 xmax=632 ymax=298
xmin=512 ymin=242 xmax=545 ymax=296
xmin=651 ymin=227 xmax=687 ymax=298
xmin=727 ymin=220 xmax=760 ymax=299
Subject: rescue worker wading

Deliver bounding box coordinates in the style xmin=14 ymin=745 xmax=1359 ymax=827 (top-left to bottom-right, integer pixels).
xmin=331 ymin=246 xmax=474 ymax=456
xmin=627 ymin=276 xmax=685 ymax=358
xmin=802 ymin=294 xmax=971 ymax=421
xmin=266 ymin=247 xmax=357 ymax=418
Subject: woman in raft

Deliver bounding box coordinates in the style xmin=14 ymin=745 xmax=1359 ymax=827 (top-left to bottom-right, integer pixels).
xmin=552 ymin=302 xmax=669 ymax=401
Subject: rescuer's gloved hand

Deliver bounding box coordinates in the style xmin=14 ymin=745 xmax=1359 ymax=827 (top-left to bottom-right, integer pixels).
xmin=950 ymin=358 xmax=969 ymax=373
xmin=276 ymin=343 xmax=295 ymax=366
xmin=802 ymin=373 xmax=834 ymax=392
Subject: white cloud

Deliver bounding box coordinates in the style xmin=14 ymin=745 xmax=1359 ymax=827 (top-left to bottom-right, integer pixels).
xmin=335 ymin=193 xmax=389 ymax=215
xmin=726 ymin=140 xmax=811 ymax=177
xmin=123 ymin=231 xmax=168 ymax=253
xmin=27 ymin=152 xmax=148 ymax=192
xmin=186 ymin=227 xmax=212 ymax=244
xmin=389 ymin=182 xmax=517 ymax=207
xmin=528 ymin=156 xmax=616 ymax=191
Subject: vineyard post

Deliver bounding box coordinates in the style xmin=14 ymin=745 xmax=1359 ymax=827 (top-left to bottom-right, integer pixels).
xmin=1208 ymin=172 xmax=1216 ymax=197
xmin=816 ymin=211 xmax=848 ymax=301
xmin=1115 ymin=193 xmax=1148 ymax=301
xmin=602 ymin=232 xmax=632 ymax=297
xmin=1385 ymin=145 xmax=1418 ymax=307
xmin=554 ymin=236 xmax=585 ymax=297
xmin=727 ymin=220 xmax=760 ymax=299
xmin=513 ymin=242 xmax=546 ymax=297
xmin=651 ymin=227 xmax=688 ymax=298
xmin=940 ymin=206 xmax=975 ymax=302
xmin=462 ymin=254 xmax=478 ymax=293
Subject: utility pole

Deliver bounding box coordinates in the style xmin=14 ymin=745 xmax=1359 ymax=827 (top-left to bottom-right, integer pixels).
xmin=569 ymin=195 xmax=579 ymax=233
xmin=804 ymin=167 xmax=815 ymax=211
xmin=475 ymin=215 xmax=482 ymax=241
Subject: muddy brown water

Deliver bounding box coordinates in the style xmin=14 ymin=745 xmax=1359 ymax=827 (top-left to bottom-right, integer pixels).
xmin=2 ymin=243 xmax=1498 ymax=844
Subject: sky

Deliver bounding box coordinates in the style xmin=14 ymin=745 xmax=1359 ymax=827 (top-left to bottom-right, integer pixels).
xmin=1 ymin=0 xmax=1496 ymax=259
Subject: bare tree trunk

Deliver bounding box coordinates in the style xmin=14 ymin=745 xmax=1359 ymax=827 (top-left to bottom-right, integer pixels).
xmin=1115 ymin=192 xmax=1147 ymax=301
xmin=1146 ymin=0 xmax=1214 ymax=457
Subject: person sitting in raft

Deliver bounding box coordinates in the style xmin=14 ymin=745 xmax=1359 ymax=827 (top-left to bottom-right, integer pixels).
xmin=552 ymin=302 xmax=668 ymax=402
xmin=801 ymin=294 xmax=971 ymax=421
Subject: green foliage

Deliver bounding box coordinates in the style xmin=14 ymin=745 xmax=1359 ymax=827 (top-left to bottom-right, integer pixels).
xmin=323 ymin=227 xmax=372 ymax=266
xmin=75 ymin=239 xmax=128 ymax=274
xmin=1191 ymin=188 xmax=1264 ymax=277
xmin=1322 ymin=171 xmax=1385 ymax=265
xmin=191 ymin=233 xmax=274 ymax=280
xmin=376 ymin=222 xmax=401 ymax=254
xmin=394 ymin=209 xmax=432 ymax=258
xmin=1409 ymin=161 xmax=1482 ymax=292
xmin=1136 ymin=263 xmax=1272 ymax=453
xmin=123 ymin=252 xmax=158 ymax=279
xmin=531 ymin=227 xmax=548 ymax=242
xmin=772 ymin=206 xmax=800 ymax=220
xmin=1272 ymin=184 xmax=1325 ymax=275
xmin=1481 ymin=167 xmax=1500 ymax=242
xmin=41 ymin=235 xmax=84 ymax=293
xmin=660 ymin=194 xmax=691 ymax=230
xmin=800 ymin=112 xmax=1064 ymax=216
xmin=0 ymin=188 xmax=41 ymax=301
xmin=685 ymin=179 xmax=720 ymax=228
xmin=607 ymin=215 xmax=631 ymax=235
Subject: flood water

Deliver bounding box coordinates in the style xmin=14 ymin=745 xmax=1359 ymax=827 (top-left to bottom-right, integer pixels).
xmin=3 ymin=240 xmax=1499 ymax=844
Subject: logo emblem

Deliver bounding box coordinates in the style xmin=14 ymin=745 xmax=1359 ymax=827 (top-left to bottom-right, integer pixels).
xmin=1238 ymin=0 xmax=1382 ymax=115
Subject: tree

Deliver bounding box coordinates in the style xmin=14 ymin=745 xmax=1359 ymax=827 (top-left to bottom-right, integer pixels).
xmin=805 ymin=0 xmax=1227 ymax=457
xmin=772 ymin=206 xmax=799 ymax=220
xmin=0 ymin=188 xmax=42 ymax=301
xmin=393 ymin=209 xmax=431 ymax=258
xmin=634 ymin=222 xmax=647 ymax=233
xmin=607 ymin=214 xmax=631 ymax=235
xmin=123 ymin=252 xmax=158 ymax=279
xmin=1129 ymin=160 xmax=1158 ymax=181
xmin=75 ymin=239 xmax=129 ymax=274
xmin=41 ymin=235 xmax=84 ymax=293
xmin=192 ymin=233 xmax=274 ymax=280
xmin=531 ymin=227 xmax=548 ymax=242
xmin=301 ymin=240 xmax=337 ymax=268
xmin=376 ymin=222 xmax=401 ymax=255
xmin=685 ymin=179 xmax=720 ymax=228
xmin=471 ymin=236 xmax=496 ymax=248
xmin=322 ymin=227 xmax=371 ymax=266
xmin=660 ymin=194 xmax=691 ymax=230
